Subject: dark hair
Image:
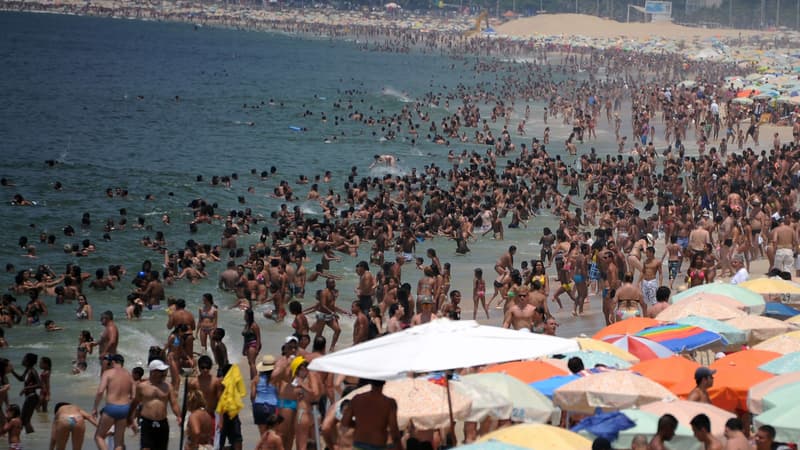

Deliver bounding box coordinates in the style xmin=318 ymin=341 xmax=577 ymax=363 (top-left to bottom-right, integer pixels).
xmin=658 ymin=414 xmax=678 ymax=431
xmin=656 ymin=286 xmax=671 ymax=302
xmin=758 ymin=425 xmax=777 ymax=440
xmin=725 ymin=418 xmax=743 ymax=431
xmin=54 ymin=402 xmax=70 ymax=415
xmin=289 ymin=301 xmax=302 ymax=315
xmin=567 ymin=357 xmax=585 ymax=374
xmin=198 ymin=355 xmax=213 ymax=370
xmin=312 ymin=336 xmax=326 ymax=352
xmin=690 ymin=413 xmax=711 ymax=432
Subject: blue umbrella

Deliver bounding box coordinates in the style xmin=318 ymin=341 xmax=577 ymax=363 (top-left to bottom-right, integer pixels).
xmin=675 ymin=316 xmax=747 ymax=346
xmin=764 ymin=303 xmax=800 ymax=319
xmin=530 ymin=374 xmax=580 ymax=399
xmin=636 ymin=323 xmax=727 ymax=352
xmin=571 ymin=411 xmax=636 ymax=442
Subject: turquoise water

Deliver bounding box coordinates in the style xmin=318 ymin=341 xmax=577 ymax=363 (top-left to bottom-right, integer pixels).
xmin=0 ymin=11 xmax=623 ymax=445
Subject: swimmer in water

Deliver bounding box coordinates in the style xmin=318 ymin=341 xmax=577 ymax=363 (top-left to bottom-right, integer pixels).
xmin=369 ymin=154 xmax=398 ymax=168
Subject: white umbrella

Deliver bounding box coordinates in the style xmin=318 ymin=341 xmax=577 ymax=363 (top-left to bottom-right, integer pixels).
xmin=308 ymin=319 xmax=579 ymax=379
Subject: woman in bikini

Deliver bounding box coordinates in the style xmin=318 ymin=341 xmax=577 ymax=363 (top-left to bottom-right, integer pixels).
xmin=73 ymin=330 xmax=94 ymax=374
xmin=292 ymin=358 xmax=321 ymax=450
xmin=686 ymin=254 xmax=707 ymax=288
xmin=196 ymin=293 xmax=217 ymax=354
xmin=50 ymin=402 xmax=97 ymax=450
xmin=242 ymin=309 xmax=261 ymax=380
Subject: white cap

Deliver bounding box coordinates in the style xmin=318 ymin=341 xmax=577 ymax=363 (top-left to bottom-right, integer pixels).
xmin=148 ymin=359 xmax=169 ymax=371
xmin=284 ymin=336 xmax=298 ymax=344
xmin=715 ymin=352 xmax=726 ymax=360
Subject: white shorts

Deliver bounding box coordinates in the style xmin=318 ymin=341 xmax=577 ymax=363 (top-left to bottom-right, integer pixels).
xmin=775 ymin=248 xmax=794 ymax=274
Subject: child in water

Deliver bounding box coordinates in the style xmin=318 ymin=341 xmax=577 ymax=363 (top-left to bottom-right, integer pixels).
xmin=0 ymin=404 xmax=22 ymax=449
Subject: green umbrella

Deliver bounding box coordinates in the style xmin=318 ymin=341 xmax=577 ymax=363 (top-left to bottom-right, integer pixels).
xmin=755 ymin=403 xmax=800 ymax=444
xmin=559 ymin=350 xmax=633 ymax=369
xmin=460 ymin=373 xmax=555 ymax=424
xmin=672 ymin=284 xmax=765 ymax=315
xmin=578 ymin=409 xmax=701 ymax=450
xmin=762 ymin=382 xmax=800 ymax=412
xmin=675 ymin=316 xmax=747 ymax=346
xmin=759 ymin=351 xmax=800 ymax=375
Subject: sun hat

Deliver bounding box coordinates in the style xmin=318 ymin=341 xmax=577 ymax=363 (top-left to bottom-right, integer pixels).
xmin=256 ymin=354 xmax=276 ymax=372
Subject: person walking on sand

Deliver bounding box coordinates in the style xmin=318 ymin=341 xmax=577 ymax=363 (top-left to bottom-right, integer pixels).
xmin=92 ymin=354 xmax=134 ymax=450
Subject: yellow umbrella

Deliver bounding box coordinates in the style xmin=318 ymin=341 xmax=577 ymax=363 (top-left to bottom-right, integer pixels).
xmin=656 ymin=300 xmax=746 ymax=322
xmin=753 ymin=333 xmax=800 ymax=354
xmin=786 ymin=316 xmax=800 ymax=325
xmin=553 ymin=371 xmax=675 ymax=415
xmin=725 ymin=316 xmax=799 ymax=345
xmin=739 ymin=278 xmax=800 ymax=295
xmin=478 ymin=423 xmax=592 ymax=450
xmin=572 ymin=337 xmax=640 ymax=363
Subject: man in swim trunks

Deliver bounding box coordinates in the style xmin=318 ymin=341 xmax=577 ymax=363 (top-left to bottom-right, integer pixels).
xmin=639 ymin=246 xmax=662 ymax=307
xmin=342 ymin=379 xmax=402 ymax=450
xmin=92 ymin=354 xmax=134 ymax=450
xmin=130 ymin=359 xmax=181 ymax=450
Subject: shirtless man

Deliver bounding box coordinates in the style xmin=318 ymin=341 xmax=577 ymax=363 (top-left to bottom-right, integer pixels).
xmin=166 ymin=298 xmax=196 ymax=354
xmin=639 ymin=247 xmax=662 ymax=307
xmin=410 ymin=298 xmax=437 ymax=326
xmin=92 ymin=354 xmax=134 ymax=450
xmin=369 ymin=154 xmax=398 ymax=168
xmin=688 ymin=221 xmax=712 ymax=260
xmin=771 ymin=215 xmax=797 ymax=274
xmin=601 ymin=250 xmax=620 ymax=326
xmin=647 ymin=287 xmax=671 ymax=319
xmin=307 ymin=280 xmax=348 ymax=352
xmin=687 ymin=367 xmax=715 ymax=404
xmin=187 ymin=356 xmax=222 ymax=434
xmin=647 ymin=414 xmax=677 ymax=450
xmin=502 ymin=292 xmax=535 ymax=330
xmin=611 ymin=273 xmax=646 ymax=323
xmin=130 ymin=360 xmax=181 ymax=450
xmin=690 ymin=414 xmax=723 ymax=450
xmin=494 ymin=245 xmax=516 ymax=277
xmin=351 ymin=302 xmax=369 ymax=345
xmin=342 ymin=379 xmax=403 ymax=450
xmin=97 ymin=311 xmax=118 ymax=373
xmin=355 ymin=261 xmax=376 ymax=314
xmin=723 ymin=418 xmax=751 ymax=450
xmin=661 ymin=236 xmax=682 ymax=289
xmin=218 ymin=261 xmax=239 ymax=292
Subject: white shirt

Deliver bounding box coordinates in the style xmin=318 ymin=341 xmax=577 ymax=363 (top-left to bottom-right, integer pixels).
xmin=730 ymin=268 xmax=749 ymax=285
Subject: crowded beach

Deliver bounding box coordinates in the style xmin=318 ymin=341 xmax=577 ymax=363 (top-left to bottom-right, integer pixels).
xmin=5 ymin=2 xmax=800 ymax=450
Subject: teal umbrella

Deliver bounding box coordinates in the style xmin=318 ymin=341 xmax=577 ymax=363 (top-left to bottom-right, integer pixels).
xmin=759 ymin=351 xmax=800 ymax=375
xmin=675 ymin=316 xmax=747 ymax=346
xmin=762 ymin=383 xmax=800 ymax=412
xmin=671 ymin=284 xmax=765 ymax=314
xmin=559 ymin=350 xmax=633 ymax=369
xmin=755 ymin=403 xmax=800 ymax=444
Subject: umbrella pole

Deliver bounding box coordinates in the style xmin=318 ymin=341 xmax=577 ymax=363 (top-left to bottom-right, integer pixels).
xmin=444 ymin=372 xmax=456 ymax=448
xmin=178 ymin=372 xmax=189 ymax=450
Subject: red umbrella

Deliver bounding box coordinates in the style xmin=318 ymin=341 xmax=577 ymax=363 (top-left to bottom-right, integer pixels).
xmin=601 ymin=335 xmax=674 ymax=361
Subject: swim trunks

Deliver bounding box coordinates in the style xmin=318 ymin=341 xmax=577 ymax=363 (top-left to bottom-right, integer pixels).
xmin=315 ymin=312 xmax=335 ymax=323
xmin=140 ymin=417 xmax=169 ymax=450
xmin=642 ymin=279 xmax=658 ymax=306
xmin=354 ymin=441 xmax=389 ymax=450
xmin=668 ymin=261 xmax=681 ymax=280
xmin=102 ymin=403 xmax=130 ymax=420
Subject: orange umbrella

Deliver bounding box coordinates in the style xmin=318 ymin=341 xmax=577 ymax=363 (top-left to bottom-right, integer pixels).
xmin=481 ymin=360 xmax=568 ymax=384
xmin=737 ymin=89 xmax=760 ymax=98
xmin=631 ymin=356 xmax=700 ymax=391
xmin=593 ymin=317 xmax=661 ymax=340
xmin=672 ymin=350 xmax=779 ymax=412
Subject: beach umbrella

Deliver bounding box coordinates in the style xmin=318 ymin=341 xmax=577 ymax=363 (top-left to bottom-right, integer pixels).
xmin=739 ymin=278 xmax=800 ymax=296
xmin=675 ymin=316 xmax=747 ymax=347
xmin=639 ymin=399 xmax=734 ymax=440
xmin=787 ymin=315 xmax=800 ymax=324
xmin=460 ymin=373 xmax=554 ymax=424
xmin=760 ymin=382 xmax=800 ymax=413
xmin=572 ymin=337 xmax=640 ymax=363
xmin=656 ymin=300 xmax=745 ymax=322
xmin=763 ymin=303 xmax=800 ymax=320
xmin=577 ymin=409 xmax=701 ymax=450
xmin=480 ymin=360 xmax=568 ymax=384
xmin=592 ymin=317 xmax=661 ymax=340
xmin=725 ymin=316 xmax=798 ymax=345
xmin=670 ymin=292 xmax=748 ymax=311
xmin=530 ymin=374 xmax=580 ymax=399
xmin=672 ymin=284 xmax=766 ymax=314
xmin=754 ymin=404 xmax=800 ymax=444
xmin=451 ymin=380 xmax=513 ymax=422
xmin=308 ymin=319 xmax=579 ymax=380
xmin=776 ymin=95 xmax=795 ymax=104
xmin=455 ymin=442 xmax=530 ymax=450
xmin=759 ymin=351 xmax=800 ymax=375
xmin=477 ymin=423 xmax=593 ymax=450
xmin=636 ymin=323 xmax=726 ymax=352
xmin=672 ymin=350 xmax=778 ymax=411
xmin=570 ymin=411 xmax=636 ymax=443
xmin=753 ymin=334 xmax=800 ymax=354
xmin=558 ymin=350 xmax=634 ymax=369
xmin=748 ymin=372 xmax=800 ymax=414
xmin=600 ymin=335 xmax=674 ymax=361
xmin=343 ymin=377 xmax=471 ymax=429
xmin=630 ymin=356 xmax=700 ymax=391
xmin=553 ymin=371 xmax=676 ymax=415
xmin=790 ymin=96 xmax=800 ymax=105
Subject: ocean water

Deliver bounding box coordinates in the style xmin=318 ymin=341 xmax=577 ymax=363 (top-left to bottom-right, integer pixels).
xmin=0 ymin=11 xmax=622 ymax=445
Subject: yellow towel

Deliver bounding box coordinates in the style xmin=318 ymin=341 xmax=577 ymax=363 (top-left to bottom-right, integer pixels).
xmin=216 ymin=364 xmax=246 ymax=419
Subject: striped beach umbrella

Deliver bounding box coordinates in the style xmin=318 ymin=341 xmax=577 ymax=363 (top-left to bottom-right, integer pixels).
xmin=600 ymin=335 xmax=674 ymax=361
xmin=636 ymin=323 xmax=726 ymax=352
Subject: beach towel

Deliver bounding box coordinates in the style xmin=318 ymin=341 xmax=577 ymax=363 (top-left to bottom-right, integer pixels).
xmin=216 ymin=364 xmax=246 ymax=419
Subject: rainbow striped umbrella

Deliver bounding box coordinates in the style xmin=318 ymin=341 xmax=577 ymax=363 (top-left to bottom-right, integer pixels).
xmin=600 ymin=335 xmax=674 ymax=361
xmin=635 ymin=323 xmax=726 ymax=352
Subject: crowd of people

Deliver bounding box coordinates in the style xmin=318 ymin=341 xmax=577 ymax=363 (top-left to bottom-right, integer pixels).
xmin=4 ymin=2 xmax=800 ymax=449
